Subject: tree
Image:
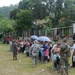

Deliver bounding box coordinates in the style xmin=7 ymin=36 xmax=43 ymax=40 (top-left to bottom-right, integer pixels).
xmin=58 ymin=0 xmax=75 ymax=27
xmin=9 ymin=0 xmax=75 ymax=31
xmin=43 ymin=0 xmax=75 ymax=27
xmin=0 ymin=14 xmax=4 ymax=20
xmin=0 ymin=5 xmax=18 ymax=18
xmin=10 ymin=8 xmax=19 ymax=20
xmin=52 ymin=0 xmax=64 ymax=27
xmin=15 ymin=10 xmax=33 ymax=32
xmin=19 ymin=0 xmax=48 ymax=20
xmin=0 ymin=18 xmax=14 ymax=33
xmin=19 ymin=0 xmax=30 ymax=9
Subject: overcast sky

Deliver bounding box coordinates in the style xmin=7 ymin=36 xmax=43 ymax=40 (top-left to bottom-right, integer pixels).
xmin=0 ymin=0 xmax=21 ymax=7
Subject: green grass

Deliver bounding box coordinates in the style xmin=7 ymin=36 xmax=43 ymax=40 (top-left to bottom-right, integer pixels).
xmin=0 ymin=42 xmax=75 ymax=75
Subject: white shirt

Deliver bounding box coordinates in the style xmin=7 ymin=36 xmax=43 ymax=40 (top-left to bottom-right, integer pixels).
xmin=72 ymin=44 xmax=75 ymax=53
xmin=51 ymin=44 xmax=57 ymax=52
xmin=73 ymin=56 xmax=75 ymax=62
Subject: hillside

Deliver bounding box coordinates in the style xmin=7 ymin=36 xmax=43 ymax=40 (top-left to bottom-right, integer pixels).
xmin=0 ymin=5 xmax=18 ymax=18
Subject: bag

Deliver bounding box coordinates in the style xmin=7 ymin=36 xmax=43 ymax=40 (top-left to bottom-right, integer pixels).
xmin=32 ymin=52 xmax=37 ymax=57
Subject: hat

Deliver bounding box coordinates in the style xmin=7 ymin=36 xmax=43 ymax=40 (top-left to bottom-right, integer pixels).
xmin=63 ymin=38 xmax=67 ymax=42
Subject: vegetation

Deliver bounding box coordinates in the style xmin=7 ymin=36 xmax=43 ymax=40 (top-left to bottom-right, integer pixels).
xmin=0 ymin=5 xmax=18 ymax=18
xmin=0 ymin=14 xmax=14 ymax=33
xmin=10 ymin=0 xmax=75 ymax=31
xmin=0 ymin=0 xmax=75 ymax=36
xmin=15 ymin=9 xmax=33 ymax=35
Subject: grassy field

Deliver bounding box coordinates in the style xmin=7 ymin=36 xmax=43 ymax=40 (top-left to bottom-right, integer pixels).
xmin=0 ymin=42 xmax=75 ymax=75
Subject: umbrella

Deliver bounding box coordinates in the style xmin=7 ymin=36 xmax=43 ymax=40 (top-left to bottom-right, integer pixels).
xmin=38 ymin=36 xmax=51 ymax=42
xmin=31 ymin=35 xmax=39 ymax=40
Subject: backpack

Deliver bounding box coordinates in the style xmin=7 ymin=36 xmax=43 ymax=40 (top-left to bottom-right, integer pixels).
xmin=61 ymin=44 xmax=71 ymax=57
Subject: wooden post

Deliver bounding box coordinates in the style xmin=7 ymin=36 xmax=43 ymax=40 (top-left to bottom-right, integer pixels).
xmin=54 ymin=28 xmax=57 ymax=36
xmin=26 ymin=32 xmax=27 ymax=41
xmin=52 ymin=30 xmax=54 ymax=38
xmin=45 ymin=30 xmax=47 ymax=36
xmin=4 ymin=32 xmax=5 ymax=37
xmin=73 ymin=23 xmax=75 ymax=33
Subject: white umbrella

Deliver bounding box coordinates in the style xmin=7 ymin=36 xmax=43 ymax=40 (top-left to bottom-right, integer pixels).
xmin=39 ymin=36 xmax=51 ymax=42
xmin=31 ymin=35 xmax=39 ymax=40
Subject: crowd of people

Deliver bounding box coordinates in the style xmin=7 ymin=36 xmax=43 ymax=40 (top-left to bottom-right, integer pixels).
xmin=8 ymin=35 xmax=75 ymax=75
xmin=9 ymin=37 xmax=53 ymax=63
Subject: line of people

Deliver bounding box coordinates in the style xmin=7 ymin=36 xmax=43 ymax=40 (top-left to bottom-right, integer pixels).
xmin=10 ymin=38 xmax=53 ymax=64
xmin=9 ymin=37 xmax=75 ymax=75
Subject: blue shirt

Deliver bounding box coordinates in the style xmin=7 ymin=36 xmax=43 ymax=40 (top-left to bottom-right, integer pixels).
xmin=53 ymin=54 xmax=57 ymax=61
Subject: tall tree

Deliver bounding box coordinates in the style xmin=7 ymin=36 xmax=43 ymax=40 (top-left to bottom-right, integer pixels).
xmin=0 ymin=18 xmax=13 ymax=32
xmin=15 ymin=10 xmax=33 ymax=32
xmin=10 ymin=8 xmax=19 ymax=20
xmin=19 ymin=0 xmax=48 ymax=20
xmin=0 ymin=5 xmax=18 ymax=18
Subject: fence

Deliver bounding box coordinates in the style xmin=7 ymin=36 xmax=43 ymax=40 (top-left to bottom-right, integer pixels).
xmin=3 ymin=26 xmax=73 ymax=39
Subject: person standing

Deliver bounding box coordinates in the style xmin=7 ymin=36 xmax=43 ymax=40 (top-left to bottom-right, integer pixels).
xmin=30 ymin=40 xmax=42 ymax=67
xmin=60 ymin=38 xmax=71 ymax=75
xmin=43 ymin=46 xmax=49 ymax=63
xmin=25 ymin=41 xmax=30 ymax=57
xmin=73 ymin=33 xmax=75 ymax=41
xmin=72 ymin=50 xmax=75 ymax=67
xmin=54 ymin=42 xmax=61 ymax=72
xmin=9 ymin=40 xmax=12 ymax=52
xmin=51 ymin=43 xmax=57 ymax=68
xmin=53 ymin=52 xmax=58 ymax=71
xmin=12 ymin=39 xmax=18 ymax=60
xmin=72 ymin=40 xmax=75 ymax=67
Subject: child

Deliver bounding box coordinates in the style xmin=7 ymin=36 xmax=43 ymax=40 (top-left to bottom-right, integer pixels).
xmin=43 ymin=46 xmax=49 ymax=63
xmin=53 ymin=52 xmax=58 ymax=71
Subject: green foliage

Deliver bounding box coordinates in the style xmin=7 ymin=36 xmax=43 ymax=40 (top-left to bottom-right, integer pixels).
xmin=10 ymin=8 xmax=19 ymax=20
xmin=63 ymin=28 xmax=69 ymax=36
xmin=0 ymin=17 xmax=14 ymax=32
xmin=19 ymin=0 xmax=31 ymax=9
xmin=19 ymin=0 xmax=48 ymax=20
xmin=0 ymin=5 xmax=18 ymax=18
xmin=33 ymin=3 xmax=47 ymax=19
xmin=0 ymin=14 xmax=4 ymax=20
xmin=15 ymin=10 xmax=33 ymax=31
xmin=1 ymin=0 xmax=75 ymax=33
